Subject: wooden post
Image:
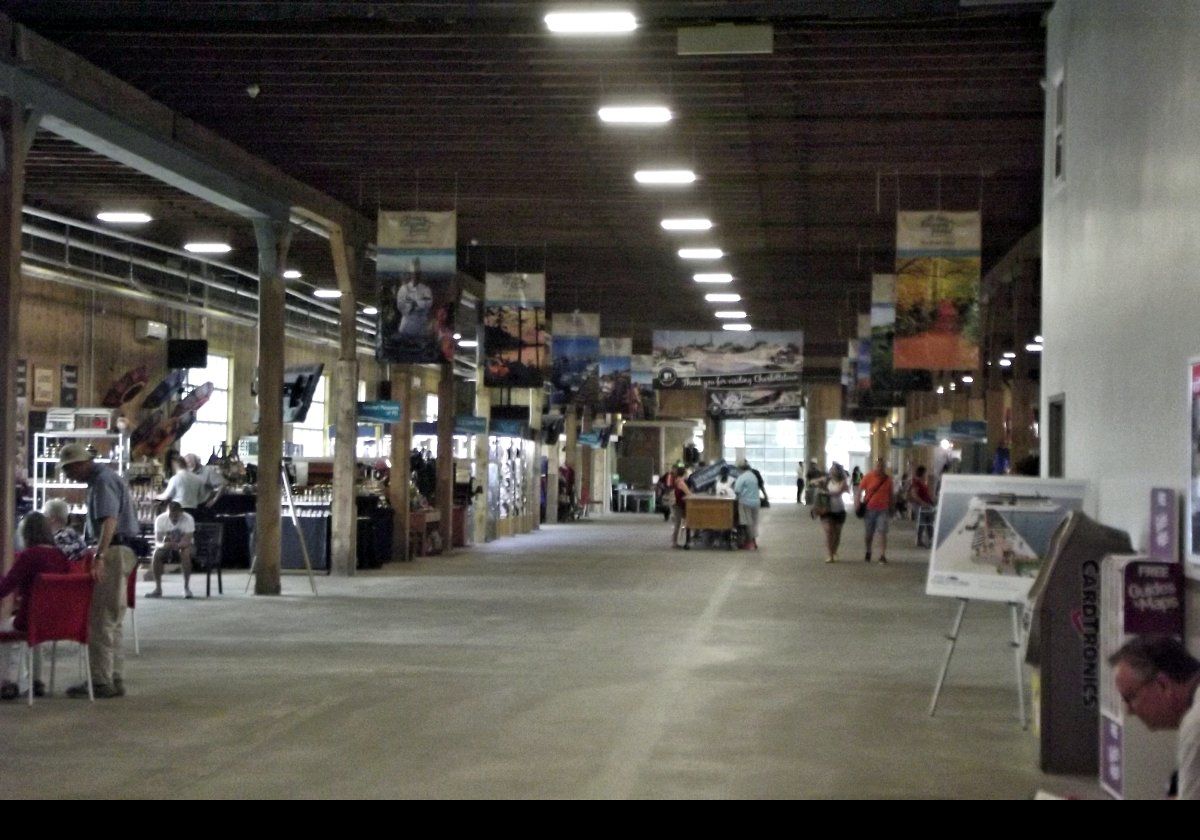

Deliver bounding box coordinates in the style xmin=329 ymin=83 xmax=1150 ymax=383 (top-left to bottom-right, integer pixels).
xmin=0 ymin=101 xmax=26 ymax=576
xmin=473 ymin=383 xmax=491 ymax=542
xmin=253 ymin=217 xmax=292 ymax=596
xmin=436 ymin=363 xmax=454 ymax=552
xmin=580 ymin=409 xmax=593 ymax=510
xmin=390 ymin=366 xmax=412 ymax=561
xmin=329 ymin=229 xmax=360 ymax=575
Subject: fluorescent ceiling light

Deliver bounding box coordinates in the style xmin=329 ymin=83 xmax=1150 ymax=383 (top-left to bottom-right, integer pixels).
xmin=1034 ymin=334 xmax=1044 ymax=343
xmin=546 ymin=10 xmax=637 ymax=34
xmin=999 ymin=358 xmax=1012 ymax=367
xmin=1002 ymin=351 xmax=1016 ymax=359
xmin=714 ymin=311 xmax=747 ymax=319
xmin=961 ymin=375 xmax=974 ymax=383
xmin=723 ymin=323 xmax=752 ymax=332
xmin=661 ymin=218 xmax=712 ymax=231
xmin=363 ymin=306 xmax=379 ymax=316
xmin=313 ymin=289 xmax=342 ymax=299
xmin=458 ymin=339 xmax=478 ymax=348
xmin=949 ymin=382 xmax=957 ymax=390
xmin=453 ymin=333 xmax=462 ymax=340
xmin=678 ymin=248 xmax=723 ymax=260
xmin=693 ymin=273 xmax=733 ymax=284
xmin=283 ymin=269 xmax=302 ymax=280
xmin=1025 ymin=342 xmax=1043 ymax=352
xmin=635 ymin=169 xmax=696 ymax=185
xmin=936 ymin=386 xmax=945 ymax=395
xmin=598 ymin=106 xmax=672 ymax=124
xmin=705 ymin=293 xmax=740 ymax=302
xmin=183 ymin=242 xmax=231 ymax=254
xmin=96 ymin=211 xmax=152 ymax=224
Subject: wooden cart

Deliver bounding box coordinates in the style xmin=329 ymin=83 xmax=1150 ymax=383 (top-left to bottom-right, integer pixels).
xmin=683 ymin=496 xmax=738 ymax=550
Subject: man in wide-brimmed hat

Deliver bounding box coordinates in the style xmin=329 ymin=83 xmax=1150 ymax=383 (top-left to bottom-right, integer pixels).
xmin=58 ymin=443 xmax=141 ymax=699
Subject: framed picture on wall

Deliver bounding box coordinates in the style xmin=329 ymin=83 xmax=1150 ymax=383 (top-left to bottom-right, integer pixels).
xmin=32 ymin=366 xmax=54 ymax=407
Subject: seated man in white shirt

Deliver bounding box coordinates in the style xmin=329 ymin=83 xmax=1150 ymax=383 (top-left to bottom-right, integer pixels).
xmin=150 ymin=501 xmax=196 ymax=599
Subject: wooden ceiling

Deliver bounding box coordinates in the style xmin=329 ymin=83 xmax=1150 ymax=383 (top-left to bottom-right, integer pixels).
xmin=8 ymin=1 xmax=1048 ymax=369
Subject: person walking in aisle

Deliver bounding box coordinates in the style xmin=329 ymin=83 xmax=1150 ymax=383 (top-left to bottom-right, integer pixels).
xmin=669 ymin=466 xmax=692 ymax=549
xmin=796 ymin=460 xmax=805 ymax=504
xmin=858 ymin=457 xmax=895 ymax=564
xmin=815 ymin=463 xmax=850 ymax=563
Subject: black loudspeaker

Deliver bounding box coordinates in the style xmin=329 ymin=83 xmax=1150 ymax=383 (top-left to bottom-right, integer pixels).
xmin=167 ymin=339 xmax=208 ymax=369
xmin=377 ymin=381 xmax=392 ymax=400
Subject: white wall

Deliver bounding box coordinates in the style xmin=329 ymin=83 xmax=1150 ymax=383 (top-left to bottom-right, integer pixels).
xmin=1043 ymin=1 xmax=1200 ymax=582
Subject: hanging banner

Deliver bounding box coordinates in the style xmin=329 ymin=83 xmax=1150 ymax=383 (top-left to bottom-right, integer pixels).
xmin=597 ymin=338 xmax=633 ymax=414
xmin=651 ymin=330 xmax=803 ymax=389
xmin=628 ymin=355 xmax=656 ymax=420
xmin=894 ymin=211 xmax=981 ymax=371
xmin=483 ymin=272 xmax=549 ymax=387
xmin=870 ymin=273 xmax=932 ymax=394
xmin=551 ymin=312 xmax=600 ymax=405
xmin=376 ymin=211 xmax=458 ymax=363
xmin=707 ymin=388 xmax=803 ymax=419
xmin=855 ymin=338 xmax=872 ymax=392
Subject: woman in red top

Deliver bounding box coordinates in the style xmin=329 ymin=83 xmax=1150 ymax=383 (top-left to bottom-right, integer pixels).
xmin=670 ymin=466 xmax=693 ymax=549
xmin=0 ymin=512 xmax=76 ymax=699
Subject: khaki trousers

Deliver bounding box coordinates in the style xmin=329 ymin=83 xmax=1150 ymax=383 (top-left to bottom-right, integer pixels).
xmin=89 ymin=545 xmax=137 ymax=685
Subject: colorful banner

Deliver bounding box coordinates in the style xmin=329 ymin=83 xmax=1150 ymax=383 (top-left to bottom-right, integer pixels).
xmin=483 ymin=272 xmax=549 ymax=388
xmin=628 ymin=354 xmax=656 ymax=420
xmin=894 ymin=211 xmax=981 ymax=370
xmin=376 ymin=211 xmax=458 ymax=363
xmin=869 ymin=273 xmax=932 ymax=394
xmin=651 ymin=330 xmax=803 ymax=389
xmin=598 ymin=338 xmax=633 ymax=414
xmin=707 ymin=388 xmax=803 ymax=419
xmin=551 ymin=312 xmax=600 ymax=405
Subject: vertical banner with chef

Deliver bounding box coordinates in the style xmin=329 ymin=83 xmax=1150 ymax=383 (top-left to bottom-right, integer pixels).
xmin=597 ymin=338 xmax=633 ymax=414
xmin=550 ymin=312 xmax=601 ymax=405
xmin=376 ymin=210 xmax=458 ymax=364
xmin=894 ymin=211 xmax=981 ymax=370
xmin=483 ymin=272 xmax=548 ymax=387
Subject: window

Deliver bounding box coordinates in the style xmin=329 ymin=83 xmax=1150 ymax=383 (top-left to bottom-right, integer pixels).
xmin=180 ymin=353 xmax=231 ymax=460
xmin=290 ymin=375 xmax=328 ymax=457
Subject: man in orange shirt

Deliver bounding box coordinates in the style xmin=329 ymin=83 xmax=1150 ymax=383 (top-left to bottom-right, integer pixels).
xmin=858 ymin=457 xmax=894 ymax=564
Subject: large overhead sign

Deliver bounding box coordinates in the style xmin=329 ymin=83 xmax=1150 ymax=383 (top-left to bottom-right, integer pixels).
xmin=651 ymin=330 xmax=803 ymax=389
xmin=894 ymin=211 xmax=981 ymax=371
xmin=376 ymin=210 xmax=458 ymax=364
xmin=707 ymin=388 xmax=803 ymax=419
xmin=483 ymin=272 xmax=549 ymax=388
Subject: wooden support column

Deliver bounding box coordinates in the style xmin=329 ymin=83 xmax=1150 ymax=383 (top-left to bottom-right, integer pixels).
xmin=329 ymin=229 xmax=360 ymax=576
xmin=253 ymin=217 xmax=292 ymax=596
xmin=704 ymin=415 xmax=722 ymax=463
xmin=580 ymin=409 xmax=593 ymax=508
xmin=390 ymin=366 xmax=412 ymax=561
xmin=544 ymin=431 xmax=559 ymax=524
xmin=473 ymin=383 xmax=490 ymax=542
xmin=436 ymin=364 xmax=454 ymax=552
xmin=0 ymin=101 xmax=26 ymax=569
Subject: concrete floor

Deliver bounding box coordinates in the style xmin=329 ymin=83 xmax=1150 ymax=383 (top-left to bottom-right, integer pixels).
xmin=0 ymin=506 xmax=1101 ymax=799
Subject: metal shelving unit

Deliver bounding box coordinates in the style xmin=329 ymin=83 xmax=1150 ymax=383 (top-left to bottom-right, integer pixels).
xmin=32 ymin=430 xmax=129 ymax=515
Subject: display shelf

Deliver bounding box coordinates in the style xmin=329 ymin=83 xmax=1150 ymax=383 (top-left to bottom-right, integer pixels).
xmin=33 ymin=430 xmax=128 ymax=513
xmin=40 ymin=429 xmax=120 ymax=439
xmin=37 ymin=457 xmax=118 ymax=464
xmin=40 ymin=482 xmax=88 ymax=489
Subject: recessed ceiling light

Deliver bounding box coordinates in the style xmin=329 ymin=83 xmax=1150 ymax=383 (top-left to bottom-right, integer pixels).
xmin=545 ymin=10 xmax=637 ymax=34
xmin=96 ymin=211 xmax=152 ymax=224
xmin=635 ymin=169 xmax=696 ymax=185
xmin=458 ymin=339 xmax=478 ymax=348
xmin=723 ymin=323 xmax=752 ymax=332
xmin=949 ymin=382 xmax=957 ymax=390
xmin=678 ymin=248 xmax=723 ymax=260
xmin=1002 ymin=351 xmax=1016 ymax=359
xmin=961 ymin=375 xmax=974 ymax=383
xmin=1034 ymin=334 xmax=1044 ymax=343
xmin=183 ymin=242 xmax=231 ymax=254
xmin=705 ymin=293 xmax=741 ymax=303
xmin=662 ymin=218 xmax=713 ymax=231
xmin=1026 ymin=342 xmax=1043 ymax=353
xmin=313 ymin=289 xmax=342 ymax=299
xmin=363 ymin=306 xmax=379 ymax=316
xmin=936 ymin=386 xmax=945 ymax=395
xmin=999 ymin=358 xmax=1012 ymax=367
xmin=283 ymin=269 xmax=302 ymax=280
xmin=694 ymin=273 xmax=733 ymax=284
xmin=453 ymin=332 xmax=462 ymax=340
xmin=714 ymin=311 xmax=747 ymax=319
xmin=598 ymin=105 xmax=672 ymax=124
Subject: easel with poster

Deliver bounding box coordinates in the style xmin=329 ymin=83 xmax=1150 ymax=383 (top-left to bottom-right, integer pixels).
xmin=925 ymin=475 xmax=1089 ymax=726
